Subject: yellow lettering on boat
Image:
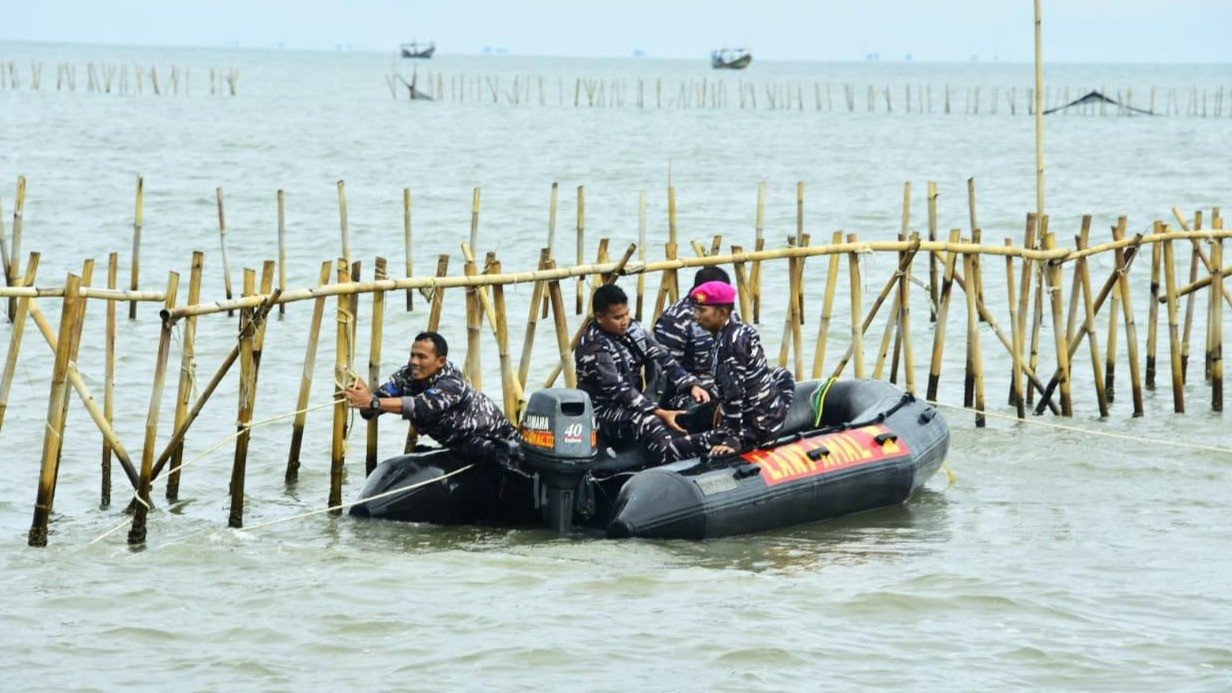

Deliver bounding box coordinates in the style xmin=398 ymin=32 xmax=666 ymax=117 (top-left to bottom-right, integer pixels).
xmin=740 ymin=424 xmax=912 ymax=486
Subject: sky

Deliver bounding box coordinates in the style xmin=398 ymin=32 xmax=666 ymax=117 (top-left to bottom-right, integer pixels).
xmin=3 ymin=0 xmax=1230 ymax=63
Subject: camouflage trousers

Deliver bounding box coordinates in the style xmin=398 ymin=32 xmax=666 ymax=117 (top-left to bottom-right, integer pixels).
xmin=594 ymin=406 xmax=714 ymax=465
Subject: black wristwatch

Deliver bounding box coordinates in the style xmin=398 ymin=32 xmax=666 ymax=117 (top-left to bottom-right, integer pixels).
xmin=369 ymin=395 xmax=380 ymax=411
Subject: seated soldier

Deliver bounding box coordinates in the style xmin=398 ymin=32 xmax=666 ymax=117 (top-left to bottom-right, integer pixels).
xmin=344 ymin=331 xmax=516 ymax=466
xmin=575 ymin=284 xmax=714 ymax=465
xmin=691 ymin=280 xmax=795 ymax=456
xmin=653 ymin=266 xmax=735 ymax=409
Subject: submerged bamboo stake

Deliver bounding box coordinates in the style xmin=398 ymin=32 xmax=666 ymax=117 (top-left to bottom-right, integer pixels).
xmin=731 ymin=244 xmax=753 ymax=321
xmin=1146 ymin=221 xmax=1162 ymax=388
xmin=1043 ymin=232 xmax=1073 ymax=416
xmin=1074 ymin=230 xmax=1110 ymax=417
xmin=1014 ymin=215 xmax=1038 ymax=412
xmin=102 ymin=253 xmax=117 ymax=506
xmin=1113 ymin=224 xmax=1144 ymax=416
xmin=963 ymin=251 xmax=985 ymax=426
xmin=1210 ymin=227 xmax=1224 ymax=411
xmin=28 ymin=273 xmax=81 ymax=547
xmin=847 ymin=234 xmax=865 ymax=378
xmin=636 ymin=191 xmax=647 ymax=321
xmin=1004 ymin=239 xmax=1024 ymax=416
xmin=1181 ymin=212 xmax=1202 ymax=382
xmin=812 ymin=231 xmax=843 ymax=378
xmin=166 ymin=251 xmax=203 ymax=502
xmin=1163 ymin=234 xmax=1185 ymax=412
xmin=286 ymin=261 xmax=334 ymax=484
xmin=404 ymin=188 xmax=414 ymax=311
xmin=127 ymin=271 xmax=179 ymax=545
xmin=338 ymin=180 xmax=351 ymax=265
xmin=899 ymin=232 xmax=917 ymax=393
xmin=365 ymin=258 xmax=387 ymax=475
xmin=752 ymin=182 xmax=766 ymax=321
xmin=129 ymin=175 xmax=143 ymax=319
xmin=0 ymin=253 xmax=39 ymax=436
xmin=0 ymin=194 xmax=10 ymax=295
xmin=488 ymin=259 xmax=518 ymax=420
xmin=927 ymin=182 xmax=939 ymax=321
xmin=463 ymin=259 xmax=482 ymax=389
xmin=216 ymin=187 xmax=234 ymax=316
xmin=1026 ymin=218 xmax=1048 ymax=406
xmin=8 ymin=177 xmax=26 ymax=322
xmin=427 ymin=254 xmax=450 ymax=332
xmin=229 ymin=270 xmax=258 ymax=528
xmin=927 ymin=230 xmax=963 ymax=400
xmin=278 ymin=189 xmax=287 ymax=317
xmin=517 ymin=249 xmax=551 ymax=396
xmin=576 ymin=185 xmax=585 ymax=314
xmin=545 ymin=259 xmax=577 ymax=388
xmin=329 ymin=259 xmax=351 ymax=512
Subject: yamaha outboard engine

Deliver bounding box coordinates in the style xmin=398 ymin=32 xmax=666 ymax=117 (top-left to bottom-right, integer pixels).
xmin=519 ymin=389 xmax=599 ymax=533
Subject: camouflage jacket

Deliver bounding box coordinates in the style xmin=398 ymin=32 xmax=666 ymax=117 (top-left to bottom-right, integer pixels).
xmin=713 ymin=320 xmax=794 ymax=444
xmin=652 ymin=296 xmax=717 ymax=387
xmin=575 ymin=320 xmax=699 ymax=414
xmin=364 ymin=361 xmax=515 ymax=448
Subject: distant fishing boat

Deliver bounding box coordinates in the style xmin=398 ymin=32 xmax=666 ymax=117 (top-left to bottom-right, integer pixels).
xmin=401 ymin=41 xmax=436 ymax=59
xmin=711 ymin=47 xmax=752 ymax=70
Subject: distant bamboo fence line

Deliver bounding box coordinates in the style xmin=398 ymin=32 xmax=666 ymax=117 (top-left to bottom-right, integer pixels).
xmin=0 ymin=61 xmax=239 ymax=95
xmin=389 ymin=69 xmax=1231 ymax=117
xmin=1 ymin=175 xmax=1227 ymax=547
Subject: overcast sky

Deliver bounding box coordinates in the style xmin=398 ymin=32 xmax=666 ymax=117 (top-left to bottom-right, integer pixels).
xmin=5 ymin=0 xmax=1230 ymax=63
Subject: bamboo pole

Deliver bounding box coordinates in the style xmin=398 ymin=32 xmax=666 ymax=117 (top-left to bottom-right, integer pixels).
xmin=127 ymin=271 xmax=179 ymax=545
xmin=927 ymin=182 xmax=939 ymax=322
xmin=1026 ymin=218 xmax=1048 ymax=407
xmin=1163 ymin=233 xmax=1185 ymax=412
xmin=545 ymin=259 xmax=577 ymax=388
xmin=1211 ymin=228 xmax=1224 ymax=411
xmin=404 ymin=188 xmax=414 ymax=311
xmin=286 ymin=261 xmax=334 ymax=485
xmin=102 ymin=253 xmax=117 ymax=506
xmin=517 ymin=249 xmax=551 ymax=395
xmin=899 ymin=232 xmax=917 ymax=393
xmin=813 ymin=231 xmax=843 ymax=378
xmin=1111 ymin=222 xmax=1143 ymax=415
xmin=329 ymin=259 xmax=351 ymax=513
xmin=666 ymin=186 xmax=679 ymax=304
xmin=1146 ymin=221 xmax=1162 ymax=389
xmin=278 ymin=189 xmax=287 ymax=317
xmin=216 ymin=187 xmax=234 ymax=317
xmin=427 ymin=254 xmax=449 ymax=332
xmin=927 ymin=230 xmax=963 ymax=400
xmin=0 ymin=253 xmax=39 ymax=435
xmin=1074 ymin=229 xmax=1110 ymax=417
xmin=1043 ymin=232 xmax=1073 ymax=416
xmin=129 ymin=175 xmax=143 ymax=320
xmin=1004 ymin=238 xmax=1023 ymax=415
xmin=8 ymin=177 xmax=25 ymax=321
xmin=963 ymin=251 xmax=985 ymax=425
xmin=636 ymin=190 xmax=647 ymax=321
xmin=828 ymin=241 xmax=919 ymax=379
xmin=732 ymin=244 xmax=753 ymax=321
xmin=1181 ymin=212 xmax=1202 ymax=382
xmin=488 ymin=258 xmax=518 ymax=420
xmin=847 ymin=234 xmax=865 ymax=379
xmin=0 ymin=193 xmax=11 ymax=296
xmin=28 ymin=273 xmax=81 ymax=547
xmin=752 ymin=183 xmax=766 ymax=321
xmin=166 ymin=251 xmax=203 ymax=502
xmin=1033 ymin=0 xmax=1046 ymax=222
xmin=228 ymin=269 xmax=258 ymax=528
xmin=463 ymin=259 xmax=482 ymax=389
xmin=366 ymin=257 xmax=387 ymax=475
xmin=338 ymin=180 xmax=351 ymax=265
xmin=576 ymin=185 xmax=585 ymax=314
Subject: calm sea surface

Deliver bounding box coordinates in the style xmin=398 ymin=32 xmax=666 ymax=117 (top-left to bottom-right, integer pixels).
xmin=1 ymin=42 xmax=1230 ymax=690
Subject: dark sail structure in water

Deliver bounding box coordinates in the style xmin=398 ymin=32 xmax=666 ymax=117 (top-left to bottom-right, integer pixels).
xmin=1043 ymin=90 xmax=1154 ymax=115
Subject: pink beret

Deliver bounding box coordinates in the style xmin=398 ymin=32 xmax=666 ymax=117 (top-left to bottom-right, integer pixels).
xmin=692 ymin=280 xmax=737 ymax=306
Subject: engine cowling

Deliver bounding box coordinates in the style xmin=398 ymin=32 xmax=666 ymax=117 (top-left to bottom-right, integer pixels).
xmin=518 ymin=389 xmax=599 ymax=533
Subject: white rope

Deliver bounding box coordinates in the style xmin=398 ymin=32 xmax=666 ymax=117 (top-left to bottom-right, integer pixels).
xmin=929 ymin=399 xmax=1232 ymax=457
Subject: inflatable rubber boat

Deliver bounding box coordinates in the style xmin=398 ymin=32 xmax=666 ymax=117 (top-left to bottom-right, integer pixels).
xmin=349 ymin=379 xmax=949 ymax=539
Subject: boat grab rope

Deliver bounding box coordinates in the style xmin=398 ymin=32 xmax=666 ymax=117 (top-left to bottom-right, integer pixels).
xmin=928 ymin=399 xmax=1232 ymax=457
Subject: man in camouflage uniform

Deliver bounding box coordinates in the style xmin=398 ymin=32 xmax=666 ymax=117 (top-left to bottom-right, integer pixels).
xmin=575 ymin=284 xmax=715 ymax=465
xmin=344 ymin=331 xmax=517 ymax=465
xmin=653 ymin=266 xmax=735 ymax=409
xmin=691 ymin=280 xmax=795 ymax=456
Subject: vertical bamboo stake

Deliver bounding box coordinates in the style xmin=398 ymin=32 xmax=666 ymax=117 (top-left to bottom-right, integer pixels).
xmin=1146 ymin=221 xmax=1162 ymax=388
xmin=927 ymin=181 xmax=939 ymax=322
xmin=1074 ymin=230 xmax=1110 ymax=418
xmin=963 ymin=251 xmax=985 ymax=426
xmin=128 ymin=271 xmax=179 ymax=545
xmin=28 ymin=272 xmax=81 ymax=547
xmin=1112 ymin=225 xmax=1144 ymax=416
xmin=464 ymin=259 xmax=482 ymax=389
xmin=732 ymin=245 xmax=753 ymax=321
xmin=427 ymin=254 xmax=450 ymax=332
xmin=9 ymin=176 xmax=26 ymax=321
xmin=666 ymin=185 xmax=679 ymax=303
xmin=167 ymin=251 xmax=203 ymax=502
xmin=0 ymin=253 xmax=39 ymax=435
xmin=900 ymin=232 xmax=917 ymax=394
xmin=1004 ymin=238 xmax=1023 ymax=414
xmin=216 ymin=187 xmax=234 ymax=317
xmin=1181 ymin=211 xmax=1202 ymax=381
xmin=1043 ymin=232 xmax=1073 ymax=416
xmin=752 ymin=182 xmax=767 ymax=324
xmin=1163 ymin=232 xmax=1185 ymax=412
xmin=1211 ymin=228 xmax=1224 ymax=411
xmin=812 ymin=232 xmax=844 ymax=378
xmin=1033 ymin=0 xmax=1046 ymax=222
xmin=102 ymin=253 xmax=116 ymax=505
xmin=547 ymin=182 xmax=559 ymax=257
xmin=847 ymin=233 xmax=865 ymax=379
xmin=1027 ymin=217 xmax=1047 ymax=405
xmin=0 ymin=193 xmax=11 ymax=295
xmin=517 ymin=249 xmax=551 ymax=394
xmin=366 ymin=258 xmax=387 ymax=475
xmin=338 ymin=180 xmax=351 ymax=265
xmin=286 ymin=261 xmax=333 ymax=485
xmin=229 ymin=269 xmax=257 ymax=528
xmin=489 ymin=259 xmax=517 ymax=420
xmin=329 ymin=259 xmax=350 ymax=512
xmin=636 ymin=191 xmax=647 ymax=321
xmin=404 ymin=188 xmax=414 ymax=311
xmin=575 ymin=185 xmax=585 ymax=314
xmin=129 ymin=175 xmax=143 ymax=319
xmin=546 ymin=259 xmax=577 ymax=388
xmin=927 ymin=230 xmax=963 ymax=401
xmin=779 ymin=238 xmax=797 ymax=369
xmin=278 ymin=189 xmax=287 ymax=316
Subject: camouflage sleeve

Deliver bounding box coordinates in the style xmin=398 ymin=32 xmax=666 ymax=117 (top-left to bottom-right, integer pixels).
xmin=652 ymin=309 xmax=689 ymax=364
xmin=402 ymin=373 xmax=466 ymax=423
xmin=582 ymin=343 xmax=657 ymax=414
xmin=645 ymin=335 xmax=699 ymax=396
xmin=719 ymin=333 xmax=754 ymax=437
xmin=689 ymin=323 xmax=715 ymax=376
xmin=360 ymin=365 xmax=413 ymax=420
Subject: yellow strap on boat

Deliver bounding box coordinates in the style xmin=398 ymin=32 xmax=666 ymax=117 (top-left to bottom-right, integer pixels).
xmin=811 ymin=377 xmax=837 ymax=428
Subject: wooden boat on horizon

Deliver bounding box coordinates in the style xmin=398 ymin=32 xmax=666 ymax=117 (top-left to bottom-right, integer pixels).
xmin=711 ymin=47 xmax=752 ymax=69
xmin=401 ymin=41 xmax=436 ymax=59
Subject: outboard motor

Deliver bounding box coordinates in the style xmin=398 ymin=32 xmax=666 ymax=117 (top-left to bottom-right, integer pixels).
xmin=519 ymin=389 xmax=599 ymax=533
